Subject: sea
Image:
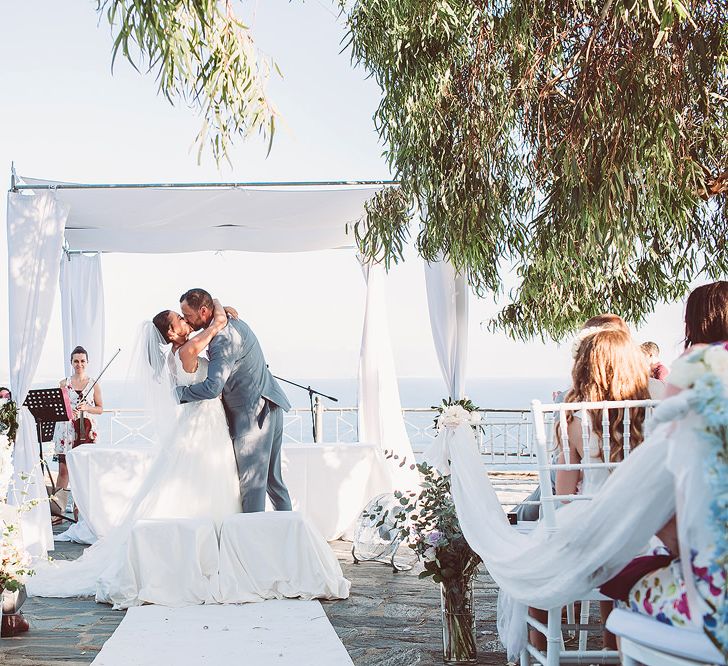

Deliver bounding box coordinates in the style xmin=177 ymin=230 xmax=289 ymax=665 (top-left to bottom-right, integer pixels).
xmin=40 ymin=376 xmax=569 ymax=411
xmin=28 ymin=375 xmax=568 ymax=447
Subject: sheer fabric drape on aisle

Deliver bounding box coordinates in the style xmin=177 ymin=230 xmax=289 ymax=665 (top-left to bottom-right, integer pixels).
xmin=421 ymin=396 xmax=701 ymax=659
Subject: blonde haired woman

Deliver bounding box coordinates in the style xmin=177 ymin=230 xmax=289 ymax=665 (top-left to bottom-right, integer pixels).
xmin=556 ymin=328 xmax=650 ymax=498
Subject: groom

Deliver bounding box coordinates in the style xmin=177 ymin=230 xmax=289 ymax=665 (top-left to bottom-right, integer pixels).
xmin=176 ymin=288 xmax=292 ymax=513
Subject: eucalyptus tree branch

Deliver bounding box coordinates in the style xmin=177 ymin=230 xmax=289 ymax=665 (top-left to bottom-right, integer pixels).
xmin=96 ymin=0 xmax=279 ymax=164
xmin=345 ymin=0 xmax=728 ymax=340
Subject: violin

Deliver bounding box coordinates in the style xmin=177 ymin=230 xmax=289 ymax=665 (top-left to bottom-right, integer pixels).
xmin=72 ymin=400 xmax=96 ymax=446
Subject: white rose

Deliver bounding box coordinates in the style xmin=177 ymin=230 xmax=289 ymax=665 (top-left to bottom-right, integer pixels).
xmin=669 ymin=353 xmax=707 ymax=389
xmin=703 ymin=345 xmax=728 ymax=384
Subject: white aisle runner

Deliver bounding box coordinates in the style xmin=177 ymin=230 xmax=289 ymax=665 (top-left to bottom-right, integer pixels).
xmin=91 ymin=600 xmax=353 ymax=666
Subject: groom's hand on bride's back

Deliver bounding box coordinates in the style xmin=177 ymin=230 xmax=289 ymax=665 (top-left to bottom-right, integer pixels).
xmin=223 ymin=305 xmax=239 ymax=320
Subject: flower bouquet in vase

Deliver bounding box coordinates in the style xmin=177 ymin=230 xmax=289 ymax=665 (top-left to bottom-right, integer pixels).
xmin=394 ymin=459 xmax=481 ymax=664
xmin=0 ymin=394 xmax=35 ymax=613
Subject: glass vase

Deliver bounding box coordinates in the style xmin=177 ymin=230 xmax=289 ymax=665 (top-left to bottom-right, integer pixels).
xmin=439 ymin=574 xmax=477 ymax=664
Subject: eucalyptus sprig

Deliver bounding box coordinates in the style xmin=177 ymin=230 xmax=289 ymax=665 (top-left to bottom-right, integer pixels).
xmin=97 ymin=0 xmax=279 ymax=165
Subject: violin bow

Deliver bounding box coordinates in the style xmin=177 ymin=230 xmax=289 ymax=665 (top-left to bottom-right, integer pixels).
xmin=81 ymin=347 xmax=122 ymax=402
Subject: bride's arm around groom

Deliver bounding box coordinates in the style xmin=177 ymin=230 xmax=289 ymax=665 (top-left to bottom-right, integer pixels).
xmin=176 ymin=288 xmax=292 ymax=514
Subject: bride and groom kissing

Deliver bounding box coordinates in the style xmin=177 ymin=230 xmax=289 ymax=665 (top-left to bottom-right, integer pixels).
xmin=152 ymin=287 xmax=292 ymax=515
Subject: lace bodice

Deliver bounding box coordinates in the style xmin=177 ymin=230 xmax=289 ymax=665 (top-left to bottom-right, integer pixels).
xmin=170 ymin=352 xmax=208 ymax=387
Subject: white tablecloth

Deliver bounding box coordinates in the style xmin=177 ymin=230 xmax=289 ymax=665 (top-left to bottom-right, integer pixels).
xmin=67 ymin=442 xmax=391 ymax=541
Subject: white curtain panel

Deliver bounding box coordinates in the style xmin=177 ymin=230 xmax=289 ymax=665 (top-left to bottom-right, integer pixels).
xmin=7 ymin=191 xmax=69 ymax=556
xmin=424 ymin=259 xmax=469 ymax=400
xmin=357 ymin=261 xmax=419 ymax=491
xmin=60 ymin=253 xmax=105 ymax=377
xmin=422 ymin=418 xmax=677 ymax=659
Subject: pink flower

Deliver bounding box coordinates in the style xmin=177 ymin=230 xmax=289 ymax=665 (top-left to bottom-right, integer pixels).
xmin=675 ymin=594 xmax=691 ymax=619
xmin=643 ymin=589 xmax=653 ymax=615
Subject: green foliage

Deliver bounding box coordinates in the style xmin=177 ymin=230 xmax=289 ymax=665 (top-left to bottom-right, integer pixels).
xmin=0 ymin=394 xmax=19 ymax=444
xmin=97 ymin=0 xmax=278 ymax=164
xmin=391 ymin=461 xmax=481 ymax=584
xmin=343 ymin=0 xmax=728 ymax=340
xmin=354 ymin=187 xmax=411 ymax=269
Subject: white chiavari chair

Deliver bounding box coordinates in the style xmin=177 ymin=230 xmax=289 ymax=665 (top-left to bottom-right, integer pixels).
xmin=521 ymin=398 xmax=659 ymax=666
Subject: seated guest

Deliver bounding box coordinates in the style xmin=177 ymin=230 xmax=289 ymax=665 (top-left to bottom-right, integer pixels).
xmin=555 ymin=329 xmax=649 ymax=499
xmin=608 ymin=281 xmax=728 ymax=641
xmin=529 ymin=329 xmax=650 ymax=650
xmin=518 ymin=313 xmax=634 ymax=522
xmin=51 ymin=346 xmax=104 ymax=522
xmin=641 ymin=341 xmax=669 ymax=381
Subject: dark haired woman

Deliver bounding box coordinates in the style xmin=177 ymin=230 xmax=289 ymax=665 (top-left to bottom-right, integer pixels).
xmin=52 ymin=346 xmax=104 ymax=520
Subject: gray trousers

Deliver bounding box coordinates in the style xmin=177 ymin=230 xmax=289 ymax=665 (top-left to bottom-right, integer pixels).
xmin=231 ymin=400 xmax=291 ymax=513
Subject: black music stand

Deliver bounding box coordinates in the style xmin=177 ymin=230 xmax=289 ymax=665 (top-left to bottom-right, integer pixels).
xmin=23 ymin=388 xmax=73 ymax=521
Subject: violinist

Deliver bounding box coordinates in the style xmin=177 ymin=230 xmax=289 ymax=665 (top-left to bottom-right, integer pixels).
xmin=52 ymin=346 xmax=103 ymax=521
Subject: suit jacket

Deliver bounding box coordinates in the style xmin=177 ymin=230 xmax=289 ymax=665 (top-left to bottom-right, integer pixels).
xmin=177 ymin=319 xmax=290 ymax=435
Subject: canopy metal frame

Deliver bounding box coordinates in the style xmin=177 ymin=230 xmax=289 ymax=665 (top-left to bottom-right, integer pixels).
xmin=9 ymin=165 xmax=398 ymax=193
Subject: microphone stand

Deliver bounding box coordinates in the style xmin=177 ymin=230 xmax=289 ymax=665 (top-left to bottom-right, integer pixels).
xmin=271 ymin=374 xmax=338 ymax=442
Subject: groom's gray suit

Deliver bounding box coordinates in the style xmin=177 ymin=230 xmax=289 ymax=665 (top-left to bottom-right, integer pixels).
xmin=176 ymin=318 xmax=292 ymax=513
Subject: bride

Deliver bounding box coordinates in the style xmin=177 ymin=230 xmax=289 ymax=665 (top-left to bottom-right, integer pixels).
xmin=28 ymin=299 xmax=241 ymax=607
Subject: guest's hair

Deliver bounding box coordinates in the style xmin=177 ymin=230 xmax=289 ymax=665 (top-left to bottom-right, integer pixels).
xmin=561 ymin=329 xmax=649 ymax=462
xmin=581 ymin=313 xmax=629 ymax=333
xmin=152 ymin=310 xmax=173 ymax=343
xmin=640 ymin=341 xmax=659 ymax=357
xmin=180 ymin=288 xmax=213 ymax=311
xmin=71 ymin=345 xmax=88 ymax=360
xmin=684 ymin=281 xmax=728 ymax=349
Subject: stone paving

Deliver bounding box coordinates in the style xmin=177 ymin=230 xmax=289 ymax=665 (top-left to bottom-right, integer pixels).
xmin=2 ymin=476 xmax=536 ymax=665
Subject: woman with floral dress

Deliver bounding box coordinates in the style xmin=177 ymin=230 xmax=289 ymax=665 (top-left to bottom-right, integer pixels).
xmin=52 ymin=345 xmax=103 ymax=520
xmin=618 ymin=281 xmax=728 ymax=652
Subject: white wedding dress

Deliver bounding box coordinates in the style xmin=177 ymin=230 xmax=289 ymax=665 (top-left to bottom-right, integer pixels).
xmin=27 ymin=347 xmax=242 ymax=605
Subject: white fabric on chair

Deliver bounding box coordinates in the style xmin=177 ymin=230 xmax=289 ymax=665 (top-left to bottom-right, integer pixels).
xmin=357 ymin=260 xmax=419 ymax=491
xmin=424 ymin=258 xmax=469 ymax=400
xmin=606 ymin=608 xmax=725 ymax=665
xmin=7 ymin=191 xmax=69 ymax=556
xmin=96 ymin=518 xmax=220 ymax=608
xmin=67 ymin=442 xmax=391 ymax=541
xmin=217 ymin=512 xmax=350 ymax=603
xmin=59 ymin=252 xmax=105 ymax=377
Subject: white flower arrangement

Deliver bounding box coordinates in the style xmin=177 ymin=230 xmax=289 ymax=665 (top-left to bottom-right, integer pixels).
xmin=570 ymin=326 xmax=604 ymax=359
xmin=0 ymin=414 xmax=37 ymax=592
xmin=670 ymin=343 xmax=728 ymax=390
xmin=0 ymin=526 xmax=33 ymax=592
xmin=434 ymin=398 xmax=482 ymax=430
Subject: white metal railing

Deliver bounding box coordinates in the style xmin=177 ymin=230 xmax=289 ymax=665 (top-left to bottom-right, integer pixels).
xmin=95 ymin=405 xmax=538 ymax=466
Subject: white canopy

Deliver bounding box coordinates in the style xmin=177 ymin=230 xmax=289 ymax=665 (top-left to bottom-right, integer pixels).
xmin=20 ymin=177 xmax=382 ymax=253
xmin=7 ymin=176 xmax=437 ymax=557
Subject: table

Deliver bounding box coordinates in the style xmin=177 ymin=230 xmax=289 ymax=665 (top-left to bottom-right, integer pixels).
xmin=67 ymin=442 xmax=392 ymax=541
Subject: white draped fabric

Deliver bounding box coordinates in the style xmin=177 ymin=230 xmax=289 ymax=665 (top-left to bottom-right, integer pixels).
xmin=20 ymin=177 xmax=383 ymax=253
xmin=357 ymin=261 xmax=419 ymax=491
xmin=424 ymin=260 xmax=469 ymax=400
xmin=7 ymin=191 xmax=69 ymax=556
xmin=59 ymin=253 xmax=105 ymax=377
xmin=423 ymin=401 xmax=685 ymax=659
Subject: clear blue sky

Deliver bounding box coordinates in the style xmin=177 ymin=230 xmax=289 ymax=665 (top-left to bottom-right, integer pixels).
xmin=0 ymin=0 xmax=691 ymax=385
